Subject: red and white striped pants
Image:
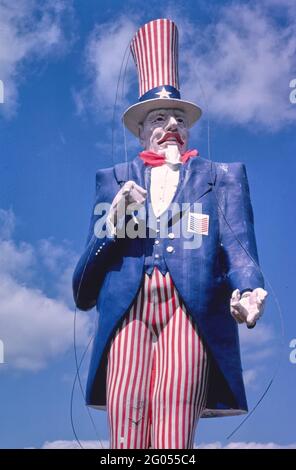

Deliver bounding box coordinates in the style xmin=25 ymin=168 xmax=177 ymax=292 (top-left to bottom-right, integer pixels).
xmin=106 ymin=267 xmax=209 ymax=449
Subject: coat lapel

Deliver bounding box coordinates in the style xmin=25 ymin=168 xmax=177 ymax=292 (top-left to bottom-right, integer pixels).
xmin=129 ymin=155 xmax=146 ymax=189
xmin=174 ymin=157 xmax=216 ymax=206
xmin=113 ymin=155 xmax=146 ymax=190
xmin=113 ymin=155 xmax=216 ymax=224
xmin=168 ymin=157 xmax=216 ymax=227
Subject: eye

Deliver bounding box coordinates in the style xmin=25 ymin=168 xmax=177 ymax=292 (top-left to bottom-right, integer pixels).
xmin=154 ymin=116 xmax=165 ymax=122
xmin=177 ymin=117 xmax=184 ymax=123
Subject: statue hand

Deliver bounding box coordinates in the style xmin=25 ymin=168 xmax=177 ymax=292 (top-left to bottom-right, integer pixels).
xmin=230 ymin=288 xmax=268 ymax=328
xmin=107 ymin=181 xmax=147 ymax=230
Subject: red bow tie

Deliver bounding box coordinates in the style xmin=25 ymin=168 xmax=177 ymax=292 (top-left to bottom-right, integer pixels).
xmin=139 ymin=149 xmax=199 ymax=167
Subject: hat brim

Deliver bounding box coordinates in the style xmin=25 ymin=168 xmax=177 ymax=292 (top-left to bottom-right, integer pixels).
xmin=122 ymin=98 xmax=202 ymax=137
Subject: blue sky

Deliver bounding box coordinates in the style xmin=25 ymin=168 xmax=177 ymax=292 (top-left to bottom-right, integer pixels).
xmin=0 ymin=0 xmax=295 ymax=449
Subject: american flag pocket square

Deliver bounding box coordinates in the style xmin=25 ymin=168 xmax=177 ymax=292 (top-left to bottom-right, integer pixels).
xmin=187 ymin=212 xmax=209 ymax=236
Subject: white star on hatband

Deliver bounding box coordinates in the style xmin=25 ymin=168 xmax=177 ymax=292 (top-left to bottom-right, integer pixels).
xmin=155 ymin=87 xmax=172 ymax=99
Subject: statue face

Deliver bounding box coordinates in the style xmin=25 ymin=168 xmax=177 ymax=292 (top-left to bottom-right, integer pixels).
xmin=139 ymin=108 xmax=188 ymax=154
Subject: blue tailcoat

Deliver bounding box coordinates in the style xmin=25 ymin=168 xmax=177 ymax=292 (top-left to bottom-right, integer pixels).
xmin=72 ymin=155 xmax=264 ymax=417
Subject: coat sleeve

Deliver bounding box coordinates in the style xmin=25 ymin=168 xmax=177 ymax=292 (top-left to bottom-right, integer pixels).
xmin=72 ymin=170 xmax=119 ymax=311
xmin=218 ymin=162 xmax=265 ymax=293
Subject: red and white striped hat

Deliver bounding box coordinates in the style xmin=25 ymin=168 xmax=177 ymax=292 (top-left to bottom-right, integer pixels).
xmin=123 ymin=19 xmax=202 ymax=136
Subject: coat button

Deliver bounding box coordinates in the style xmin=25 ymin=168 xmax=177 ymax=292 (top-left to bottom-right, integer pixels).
xmin=166 ymin=246 xmax=174 ymax=253
xmin=155 ymin=240 xmax=160 ymax=245
xmin=155 ymin=254 xmax=160 ymax=259
xmin=168 ymin=232 xmax=175 ymax=239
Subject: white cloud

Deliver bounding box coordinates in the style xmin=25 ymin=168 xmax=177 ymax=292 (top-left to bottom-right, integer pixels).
xmin=176 ymin=2 xmax=296 ymax=131
xmin=238 ymin=322 xmax=278 ymax=386
xmin=239 ymin=323 xmax=274 ymax=348
xmin=0 ymin=275 xmax=88 ymax=370
xmin=40 ymin=439 xmax=296 ymax=449
xmin=0 ymin=208 xmax=90 ymax=371
xmin=243 ymin=368 xmax=258 ymax=387
xmin=0 ymin=0 xmax=73 ymax=116
xmin=0 ymin=238 xmax=35 ymax=280
xmin=0 ymin=208 xmax=16 ymax=239
xmin=42 ymin=440 xmax=109 ymax=449
xmin=37 ymin=238 xmax=78 ymax=305
xmin=239 ymin=322 xmax=278 ymax=364
xmin=82 ymin=2 xmax=296 ymax=132
xmin=74 ymin=15 xmax=138 ymax=119
xmin=166 ymin=2 xmax=296 ymax=130
xmin=198 ymin=441 xmax=296 ymax=449
xmin=73 ymin=14 xmax=141 ymax=158
xmin=243 ymin=347 xmax=275 ymax=363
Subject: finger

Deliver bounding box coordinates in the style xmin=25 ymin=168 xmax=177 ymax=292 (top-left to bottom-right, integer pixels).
xmin=247 ymin=310 xmax=260 ymax=324
xmin=258 ymin=294 xmax=267 ymax=307
xmin=122 ymin=187 xmax=132 ymax=196
xmin=230 ymin=306 xmax=245 ymax=323
xmin=124 ymin=181 xmax=147 ymax=196
xmin=230 ymin=300 xmax=245 ymax=314
xmin=113 ymin=186 xmax=130 ymax=205
xmin=254 ymin=288 xmax=268 ymax=302
xmin=132 ymin=186 xmax=147 ymax=198
xmin=125 ymin=180 xmax=135 ymax=189
xmin=121 ymin=181 xmax=135 ymax=195
xmin=112 ymin=195 xmax=127 ymax=211
xmin=257 ymin=298 xmax=265 ymax=310
xmin=112 ymin=196 xmax=124 ymax=209
xmin=133 ymin=183 xmax=147 ymax=195
xmin=246 ymin=314 xmax=258 ymax=328
xmin=233 ymin=302 xmax=249 ymax=321
xmin=131 ymin=187 xmax=147 ymax=198
xmin=129 ymin=190 xmax=147 ymax=205
xmin=231 ymin=289 xmax=241 ymax=302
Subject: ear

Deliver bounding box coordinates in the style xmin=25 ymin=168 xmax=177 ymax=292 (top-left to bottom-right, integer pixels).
xmin=138 ymin=123 xmax=145 ymax=147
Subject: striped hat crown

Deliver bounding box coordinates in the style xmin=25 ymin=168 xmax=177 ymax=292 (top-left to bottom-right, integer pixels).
xmin=131 ymin=18 xmax=180 ymax=101
xmin=123 ymin=19 xmax=202 ymax=137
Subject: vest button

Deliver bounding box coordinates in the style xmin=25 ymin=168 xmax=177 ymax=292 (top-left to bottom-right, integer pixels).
xmin=168 ymin=232 xmax=175 ymax=239
xmin=155 ymin=254 xmax=160 ymax=259
xmin=155 ymin=240 xmax=160 ymax=245
xmin=166 ymin=246 xmax=174 ymax=253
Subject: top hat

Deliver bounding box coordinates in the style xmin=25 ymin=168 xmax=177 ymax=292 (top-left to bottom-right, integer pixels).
xmin=123 ymin=18 xmax=202 ymax=137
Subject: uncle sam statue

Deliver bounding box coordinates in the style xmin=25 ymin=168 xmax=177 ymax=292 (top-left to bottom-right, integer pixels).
xmin=73 ymin=19 xmax=268 ymax=449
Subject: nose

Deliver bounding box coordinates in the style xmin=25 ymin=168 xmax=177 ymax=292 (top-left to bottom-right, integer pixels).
xmin=165 ymin=115 xmax=178 ymax=131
